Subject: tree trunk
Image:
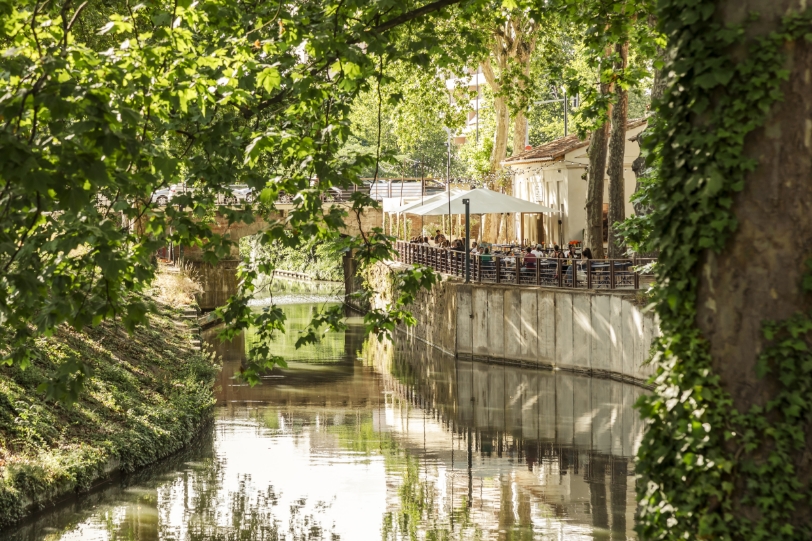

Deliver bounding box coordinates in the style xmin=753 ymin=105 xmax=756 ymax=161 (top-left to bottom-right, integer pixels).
xmin=696 ymin=7 xmax=812 ymax=440
xmin=584 ymin=83 xmax=611 ymax=259
xmin=497 ymin=213 xmax=507 ymax=243
xmin=512 ymin=43 xmax=533 ymax=157
xmin=631 ymin=14 xmax=669 ymax=218
xmin=606 ymin=41 xmax=629 ymax=259
xmin=481 ymin=59 xmax=509 ymax=173
xmin=513 ymin=110 xmax=527 ymax=155
xmin=638 ymin=3 xmax=812 ymax=537
xmin=693 ymin=5 xmax=812 ymax=533
xmin=491 ymin=96 xmax=510 ymax=171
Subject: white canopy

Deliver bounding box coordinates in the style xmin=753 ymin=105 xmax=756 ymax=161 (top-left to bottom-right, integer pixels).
xmin=390 ymin=189 xmax=466 ymax=213
xmin=405 ymin=188 xmax=556 ymax=216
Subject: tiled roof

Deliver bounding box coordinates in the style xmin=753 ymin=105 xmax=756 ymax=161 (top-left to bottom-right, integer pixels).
xmin=503 ymin=118 xmax=648 ymax=165
xmin=503 ymin=133 xmax=588 ymax=164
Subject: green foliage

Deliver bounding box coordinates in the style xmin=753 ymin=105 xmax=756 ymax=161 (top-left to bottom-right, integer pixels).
xmin=614 ymin=166 xmax=658 ymax=253
xmin=0 ymin=302 xmax=216 ymax=527
xmin=0 ymin=0 xmax=469 ymax=389
xmin=634 ymin=5 xmax=812 ymax=540
xmin=550 ymin=0 xmax=659 ymax=134
xmin=241 ymin=233 xmax=344 ymax=282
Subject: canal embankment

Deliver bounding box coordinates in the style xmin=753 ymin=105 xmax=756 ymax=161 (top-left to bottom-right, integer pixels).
xmin=356 ymin=260 xmax=659 ymax=385
xmin=0 ymin=301 xmax=217 ymax=529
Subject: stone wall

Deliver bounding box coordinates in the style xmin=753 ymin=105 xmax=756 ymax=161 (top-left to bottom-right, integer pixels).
xmin=189 ymin=259 xmax=240 ymax=310
xmin=364 ymin=261 xmax=658 ymax=385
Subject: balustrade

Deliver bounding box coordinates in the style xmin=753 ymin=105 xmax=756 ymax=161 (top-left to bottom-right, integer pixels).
xmin=392 ymin=241 xmax=654 ymax=290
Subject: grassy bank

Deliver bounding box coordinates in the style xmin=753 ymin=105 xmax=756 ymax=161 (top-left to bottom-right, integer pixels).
xmin=0 ymin=302 xmax=217 ymax=529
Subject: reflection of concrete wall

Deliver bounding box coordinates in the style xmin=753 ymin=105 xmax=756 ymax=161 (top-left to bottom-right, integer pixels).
xmin=366 ymin=262 xmax=658 ymax=383
xmin=453 ymin=362 xmax=646 ymax=456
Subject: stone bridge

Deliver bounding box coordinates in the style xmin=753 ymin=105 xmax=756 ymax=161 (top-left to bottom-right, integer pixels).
xmin=180 ymin=204 xmax=382 ymax=310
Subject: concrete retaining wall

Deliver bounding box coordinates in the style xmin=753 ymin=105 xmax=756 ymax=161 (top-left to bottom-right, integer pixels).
xmin=455 ymin=284 xmax=658 ymax=383
xmin=365 ymin=261 xmax=658 ymax=385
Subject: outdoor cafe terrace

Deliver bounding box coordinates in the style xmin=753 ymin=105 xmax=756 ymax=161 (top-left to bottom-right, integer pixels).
xmin=394 ymin=240 xmax=656 ymax=291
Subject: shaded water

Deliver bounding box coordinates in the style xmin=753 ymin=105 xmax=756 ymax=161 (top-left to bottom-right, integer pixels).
xmin=4 ymin=290 xmax=645 ymax=540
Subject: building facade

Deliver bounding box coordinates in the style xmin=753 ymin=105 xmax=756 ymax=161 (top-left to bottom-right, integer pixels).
xmin=502 ymin=119 xmax=648 ymax=248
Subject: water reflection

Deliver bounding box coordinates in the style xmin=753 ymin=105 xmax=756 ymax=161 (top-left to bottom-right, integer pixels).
xmin=4 ymin=301 xmax=644 ymax=541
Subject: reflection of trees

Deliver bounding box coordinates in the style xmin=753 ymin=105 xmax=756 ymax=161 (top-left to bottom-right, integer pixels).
xmin=329 ymin=414 xmax=399 ymax=455
xmin=244 ymin=303 xmax=347 ymax=363
xmin=382 ymin=453 xmax=482 ymax=541
xmin=321 ymin=408 xmax=484 ymax=541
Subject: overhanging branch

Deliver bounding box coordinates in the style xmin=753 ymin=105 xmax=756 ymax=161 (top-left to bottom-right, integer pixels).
xmin=367 ymin=0 xmax=464 ymax=35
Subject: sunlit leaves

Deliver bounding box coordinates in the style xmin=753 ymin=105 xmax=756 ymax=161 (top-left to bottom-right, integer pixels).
xmin=1 ymin=0 xmax=480 ymax=394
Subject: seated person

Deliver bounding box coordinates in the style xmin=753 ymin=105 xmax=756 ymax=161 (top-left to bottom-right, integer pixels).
xmin=532 ymin=244 xmax=545 ymax=258
xmin=522 ymin=246 xmax=536 ymax=270
xmin=480 ymin=247 xmax=494 ymax=271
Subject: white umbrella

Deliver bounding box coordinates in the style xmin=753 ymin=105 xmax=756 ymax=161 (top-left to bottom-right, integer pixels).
xmin=405 ymin=188 xmax=556 ymax=215
xmin=391 ymin=189 xmax=466 ymax=213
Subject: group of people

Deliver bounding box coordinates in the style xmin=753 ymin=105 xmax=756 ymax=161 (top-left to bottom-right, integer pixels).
xmin=407 ymin=231 xmax=468 ymax=252
xmin=408 ymin=232 xmax=595 ymax=262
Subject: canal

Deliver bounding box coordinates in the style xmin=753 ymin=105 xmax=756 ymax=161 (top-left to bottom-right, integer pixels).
xmin=5 ymin=286 xmax=645 ymax=540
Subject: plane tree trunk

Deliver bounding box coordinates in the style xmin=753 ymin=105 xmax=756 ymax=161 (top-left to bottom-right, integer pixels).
xmin=584 ymin=120 xmax=610 ymax=259
xmin=638 ymin=2 xmax=812 ymax=538
xmin=583 ymin=58 xmax=612 ymax=260
xmin=696 ymin=3 xmax=812 ymax=498
xmin=606 ymin=41 xmax=629 ymax=259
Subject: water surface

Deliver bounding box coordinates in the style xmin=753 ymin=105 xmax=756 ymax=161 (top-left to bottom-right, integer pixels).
xmin=5 ymin=290 xmax=644 ymax=540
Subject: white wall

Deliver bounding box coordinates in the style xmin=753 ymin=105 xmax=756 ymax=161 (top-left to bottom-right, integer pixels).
xmin=565 ymin=166 xmax=586 ymax=243
xmin=507 ymin=122 xmax=647 ymax=247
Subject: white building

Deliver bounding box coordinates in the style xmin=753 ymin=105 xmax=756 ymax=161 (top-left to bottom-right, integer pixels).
xmin=445 ymin=69 xmax=487 ymax=145
xmin=501 ymin=119 xmax=648 ymax=248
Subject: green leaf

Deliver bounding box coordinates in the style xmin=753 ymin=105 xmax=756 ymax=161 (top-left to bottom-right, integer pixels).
xmin=257 ymin=67 xmax=281 ymax=93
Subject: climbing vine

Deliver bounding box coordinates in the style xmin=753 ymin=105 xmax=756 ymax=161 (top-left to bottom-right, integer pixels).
xmin=636 ymin=4 xmax=812 ymax=540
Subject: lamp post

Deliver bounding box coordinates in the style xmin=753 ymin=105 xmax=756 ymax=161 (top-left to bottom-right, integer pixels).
xmin=530 ymin=87 xmax=578 ymax=144
xmin=463 ymin=198 xmax=471 ymax=283
xmin=445 ymin=127 xmax=452 ymax=240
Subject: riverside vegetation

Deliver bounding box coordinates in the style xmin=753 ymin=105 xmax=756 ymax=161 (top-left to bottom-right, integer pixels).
xmin=0 ymin=285 xmax=217 ymax=528
xmin=240 ymin=234 xmax=345 ymax=283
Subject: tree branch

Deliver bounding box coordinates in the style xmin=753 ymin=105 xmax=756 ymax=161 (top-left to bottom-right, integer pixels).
xmin=361 ymin=0 xmax=464 ymax=37
xmin=66 ymin=1 xmax=89 ymax=33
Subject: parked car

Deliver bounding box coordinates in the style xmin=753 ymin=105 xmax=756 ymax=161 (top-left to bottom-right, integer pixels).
xmin=169 ymin=183 xmax=196 ymax=203
xmin=221 ymin=184 xmax=254 ymax=204
xmin=152 ymin=187 xmax=172 ymax=206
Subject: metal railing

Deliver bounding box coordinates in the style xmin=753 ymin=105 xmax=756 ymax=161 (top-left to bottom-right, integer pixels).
xmin=395 ymin=241 xmax=655 ymax=290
